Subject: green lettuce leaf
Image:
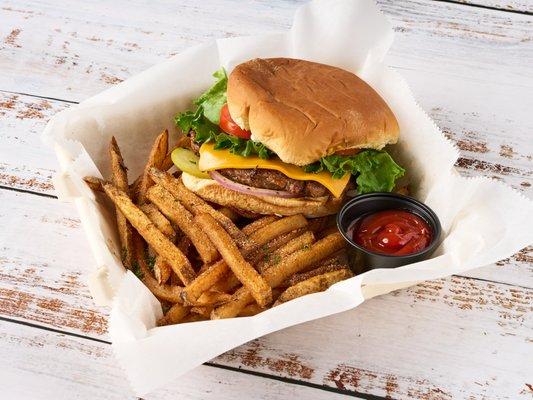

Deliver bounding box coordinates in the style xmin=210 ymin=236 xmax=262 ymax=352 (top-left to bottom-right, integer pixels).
xmin=194 ymin=68 xmax=228 ymax=125
xmin=175 ymin=106 xmax=219 ymax=143
xmin=304 ymin=150 xmax=404 ymax=194
xmin=212 ymin=132 xmax=273 ymax=159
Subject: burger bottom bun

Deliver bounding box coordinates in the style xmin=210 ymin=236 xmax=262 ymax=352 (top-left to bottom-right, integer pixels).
xmin=181 ymin=173 xmax=343 ymax=218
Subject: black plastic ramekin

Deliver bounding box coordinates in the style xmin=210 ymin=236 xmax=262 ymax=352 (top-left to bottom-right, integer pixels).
xmin=336 ymin=193 xmax=442 ymax=270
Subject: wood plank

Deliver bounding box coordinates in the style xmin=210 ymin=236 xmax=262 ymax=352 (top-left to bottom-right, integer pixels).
xmin=0 ymin=92 xmax=68 ymax=194
xmin=1 ymin=190 xmax=531 ymax=398
xmin=454 ymin=0 xmax=532 ymax=13
xmin=0 ymin=321 xmax=349 ymax=400
xmin=0 ymin=189 xmax=107 ymax=339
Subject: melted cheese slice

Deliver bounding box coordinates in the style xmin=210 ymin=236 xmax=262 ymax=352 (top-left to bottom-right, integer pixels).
xmin=198 ymin=143 xmax=349 ymax=198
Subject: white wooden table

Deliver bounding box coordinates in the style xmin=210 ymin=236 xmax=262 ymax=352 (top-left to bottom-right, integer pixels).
xmin=1 ymin=1 xmax=532 ymax=399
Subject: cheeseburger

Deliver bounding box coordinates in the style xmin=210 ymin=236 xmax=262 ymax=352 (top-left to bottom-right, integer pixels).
xmin=173 ymin=58 xmax=404 ymax=217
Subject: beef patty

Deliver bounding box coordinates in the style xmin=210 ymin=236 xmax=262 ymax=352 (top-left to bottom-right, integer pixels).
xmin=219 ymin=168 xmax=329 ymax=197
xmin=189 ymin=133 xmax=329 ymax=198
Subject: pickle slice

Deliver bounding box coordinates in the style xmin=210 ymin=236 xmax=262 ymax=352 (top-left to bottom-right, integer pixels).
xmin=171 ymin=148 xmax=210 ymax=179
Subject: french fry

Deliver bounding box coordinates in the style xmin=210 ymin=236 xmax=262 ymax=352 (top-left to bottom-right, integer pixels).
xmin=160 ymin=153 xmax=174 ymax=172
xmin=248 ymin=228 xmax=305 ymax=265
xmin=176 ymin=235 xmax=192 ymax=257
xmin=262 ymin=232 xmax=346 ymax=288
xmin=130 ymin=174 xmax=141 ymax=196
xmin=241 ymin=216 xmax=278 ymax=236
xmin=256 ymin=231 xmax=315 ymax=273
xmin=210 ymin=272 xmax=241 ymax=294
xmin=133 ymin=236 xmax=184 ymax=303
xmin=237 ymin=302 xmax=264 ymax=317
xmin=195 ymin=213 xmax=272 ymax=308
xmin=182 ymin=215 xmax=309 ymax=303
xmin=209 ymin=232 xmax=304 ymax=294
xmin=84 ymin=176 xmax=104 ymax=192
xmin=218 ymin=207 xmax=240 ymax=222
xmin=137 ymin=130 xmax=169 ymax=204
xmin=317 ymin=250 xmax=349 ymax=267
xmin=191 ymin=306 xmax=214 ymax=318
xmin=109 ymin=137 xmax=135 ymax=269
xmin=248 ymin=215 xmax=307 ymax=252
xmin=317 ymin=225 xmax=340 ymax=239
xmin=273 ymin=269 xmax=353 ymax=306
xmin=237 ymin=215 xmax=308 ymax=260
xmin=272 ymin=230 xmax=315 ymax=260
xmin=141 ymin=275 xmax=184 ymax=303
xmin=157 ymin=303 xmax=190 ymax=326
xmin=153 ymin=256 xmax=172 ymax=285
xmin=170 ymin=271 xmax=181 ymax=286
xmin=103 ymin=183 xmax=195 ymax=285
xmin=181 ymin=260 xmax=228 ymax=303
xmin=181 ymin=313 xmax=208 ymax=323
xmin=148 ymin=168 xmax=247 ymax=247
xmin=285 ymin=263 xmax=350 ymax=287
xmin=139 ymin=203 xmax=176 ymax=241
xmin=147 ymin=184 xmax=219 ymax=264
xmin=306 ymin=215 xmax=336 ymax=234
xmin=211 ymin=286 xmax=253 ymax=319
xmin=212 ymin=232 xmax=346 ymax=319
xmin=189 ymin=291 xmax=232 ymax=307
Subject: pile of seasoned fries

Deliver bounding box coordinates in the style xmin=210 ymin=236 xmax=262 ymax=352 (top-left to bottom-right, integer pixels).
xmin=85 ymin=131 xmax=354 ymax=325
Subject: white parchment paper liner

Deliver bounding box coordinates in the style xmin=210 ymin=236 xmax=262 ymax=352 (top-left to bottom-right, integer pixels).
xmin=42 ymin=0 xmax=533 ymax=395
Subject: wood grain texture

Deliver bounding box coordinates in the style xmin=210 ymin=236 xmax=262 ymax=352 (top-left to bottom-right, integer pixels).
xmin=0 ymin=190 xmax=107 ymax=339
xmin=0 ymin=322 xmax=352 ymax=400
xmin=0 ymin=92 xmax=67 ymax=194
xmin=1 ymin=187 xmax=532 ymax=398
xmin=454 ymin=0 xmax=533 ymax=13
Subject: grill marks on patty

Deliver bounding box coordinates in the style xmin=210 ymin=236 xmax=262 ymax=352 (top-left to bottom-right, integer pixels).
xmin=189 ymin=132 xmax=329 ymax=198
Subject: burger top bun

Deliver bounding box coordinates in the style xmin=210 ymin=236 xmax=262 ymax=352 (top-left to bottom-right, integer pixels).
xmin=227 ymin=58 xmax=399 ymax=166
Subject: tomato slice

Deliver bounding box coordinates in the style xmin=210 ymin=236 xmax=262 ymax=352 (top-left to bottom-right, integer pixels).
xmin=219 ymin=104 xmax=251 ymax=139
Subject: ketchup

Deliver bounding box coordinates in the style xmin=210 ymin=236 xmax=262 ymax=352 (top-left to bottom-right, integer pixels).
xmin=349 ymin=209 xmax=432 ymax=256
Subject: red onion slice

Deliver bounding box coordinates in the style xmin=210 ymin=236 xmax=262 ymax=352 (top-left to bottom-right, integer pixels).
xmin=209 ymin=170 xmax=298 ymax=198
